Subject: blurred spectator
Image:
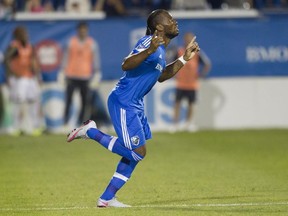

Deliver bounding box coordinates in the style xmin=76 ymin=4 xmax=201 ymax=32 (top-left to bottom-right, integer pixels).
xmin=123 ymin=0 xmax=148 ymax=16
xmin=46 ymin=0 xmax=65 ymax=11
xmin=253 ymin=0 xmax=283 ymax=9
xmin=13 ymin=0 xmax=24 ymax=11
xmin=220 ymin=0 xmax=287 ymax=9
xmin=171 ymin=0 xmax=208 ymax=10
xmin=94 ymin=0 xmax=126 ymax=16
xmin=206 ymin=0 xmax=224 ymax=9
xmin=62 ymin=22 xmax=101 ymax=126
xmin=25 ymin=0 xmax=44 ymax=12
xmin=6 ymin=0 xmax=288 ymax=16
xmin=0 ymin=0 xmax=15 ymax=20
xmin=65 ymin=0 xmax=91 ymax=12
xmin=40 ymin=0 xmax=65 ymax=11
xmin=4 ymin=26 xmax=42 ymax=136
xmin=149 ymin=0 xmax=171 ymax=10
xmin=172 ymin=32 xmax=211 ymax=132
xmin=221 ymin=0 xmax=252 ymax=9
xmin=42 ymin=0 xmax=54 ymax=11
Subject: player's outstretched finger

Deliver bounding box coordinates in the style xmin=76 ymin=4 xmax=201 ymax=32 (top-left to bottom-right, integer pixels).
xmin=187 ymin=36 xmax=196 ymax=48
xmin=153 ymin=30 xmax=158 ymax=39
xmin=191 ymin=36 xmax=196 ymax=43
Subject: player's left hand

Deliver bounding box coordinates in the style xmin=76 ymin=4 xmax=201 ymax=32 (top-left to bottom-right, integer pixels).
xmin=147 ymin=30 xmax=165 ymax=55
xmin=183 ymin=36 xmax=200 ymax=61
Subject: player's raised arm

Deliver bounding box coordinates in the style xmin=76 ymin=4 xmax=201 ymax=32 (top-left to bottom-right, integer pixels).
xmin=121 ymin=30 xmax=164 ymax=71
xmin=158 ymin=36 xmax=200 ymax=82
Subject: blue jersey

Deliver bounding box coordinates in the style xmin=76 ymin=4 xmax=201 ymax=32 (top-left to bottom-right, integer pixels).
xmin=110 ymin=35 xmax=166 ymax=110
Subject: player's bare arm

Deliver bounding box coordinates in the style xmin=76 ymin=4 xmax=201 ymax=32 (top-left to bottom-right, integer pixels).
xmin=121 ymin=30 xmax=164 ymax=71
xmin=4 ymin=46 xmax=18 ymax=78
xmin=158 ymin=37 xmax=200 ymax=82
xmin=31 ymin=47 xmax=41 ymax=82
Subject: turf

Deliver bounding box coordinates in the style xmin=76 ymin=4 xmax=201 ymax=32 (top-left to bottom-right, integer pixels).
xmin=0 ymin=129 xmax=287 ymax=216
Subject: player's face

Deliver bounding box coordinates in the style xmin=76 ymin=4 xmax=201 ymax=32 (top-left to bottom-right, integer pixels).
xmin=162 ymin=13 xmax=179 ymax=39
xmin=18 ymin=29 xmax=28 ymax=43
xmin=78 ymin=26 xmax=88 ymax=39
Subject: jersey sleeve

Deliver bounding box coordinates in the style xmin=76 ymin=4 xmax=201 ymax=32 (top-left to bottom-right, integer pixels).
xmin=131 ymin=36 xmax=160 ymax=62
xmin=132 ymin=36 xmax=152 ymax=54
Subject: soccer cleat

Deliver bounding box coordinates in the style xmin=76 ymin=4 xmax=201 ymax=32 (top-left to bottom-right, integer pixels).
xmin=97 ymin=197 xmax=131 ymax=208
xmin=67 ymin=120 xmax=97 ymax=142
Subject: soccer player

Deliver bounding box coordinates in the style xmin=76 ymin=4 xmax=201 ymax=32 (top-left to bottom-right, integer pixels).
xmin=4 ymin=26 xmax=42 ymax=136
xmin=173 ymin=32 xmax=211 ymax=132
xmin=67 ymin=9 xmax=200 ymax=207
xmin=62 ymin=22 xmax=101 ymax=126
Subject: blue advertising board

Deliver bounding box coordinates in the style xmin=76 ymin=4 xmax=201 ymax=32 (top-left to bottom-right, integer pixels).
xmin=0 ymin=15 xmax=288 ymax=84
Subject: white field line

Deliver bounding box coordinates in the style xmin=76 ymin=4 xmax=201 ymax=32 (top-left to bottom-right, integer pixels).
xmin=0 ymin=202 xmax=287 ymax=212
xmin=137 ymin=202 xmax=288 ymax=208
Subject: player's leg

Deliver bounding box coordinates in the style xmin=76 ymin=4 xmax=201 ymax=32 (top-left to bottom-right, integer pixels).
xmin=170 ymin=89 xmax=183 ymax=133
xmin=10 ymin=101 xmax=23 ymax=134
xmin=174 ymin=89 xmax=182 ymax=124
xmin=97 ymin=157 xmax=138 ymax=207
xmin=67 ymin=120 xmax=144 ymax=162
xmin=186 ymin=102 xmax=193 ymax=123
xmin=26 ymin=78 xmax=43 ymax=135
xmin=174 ymin=102 xmax=181 ymax=123
xmin=97 ymin=111 xmax=149 ymax=207
xmin=67 ymin=98 xmax=146 ymax=162
xmin=85 ymin=123 xmax=145 ymax=162
xmin=185 ymin=90 xmax=198 ymax=132
xmin=78 ymin=80 xmax=89 ymax=125
xmin=9 ymin=77 xmax=24 ymax=135
xmin=64 ymin=79 xmax=75 ymax=124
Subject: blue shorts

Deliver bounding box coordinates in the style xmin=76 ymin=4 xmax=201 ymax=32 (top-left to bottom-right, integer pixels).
xmin=107 ymin=95 xmax=152 ymax=150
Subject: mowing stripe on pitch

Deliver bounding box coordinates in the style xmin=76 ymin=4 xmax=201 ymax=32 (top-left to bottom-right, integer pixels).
xmin=0 ymin=202 xmax=287 ymax=211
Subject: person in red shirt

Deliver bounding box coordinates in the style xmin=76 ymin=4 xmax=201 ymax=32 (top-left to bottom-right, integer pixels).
xmin=4 ymin=26 xmax=42 ymax=135
xmin=62 ymin=22 xmax=101 ymax=126
xmin=173 ymin=32 xmax=211 ymax=132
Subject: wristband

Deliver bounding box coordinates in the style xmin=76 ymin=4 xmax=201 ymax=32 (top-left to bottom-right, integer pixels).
xmin=178 ymin=56 xmax=187 ymax=65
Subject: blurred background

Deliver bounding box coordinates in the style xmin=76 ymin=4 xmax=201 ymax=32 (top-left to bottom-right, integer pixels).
xmin=0 ymin=0 xmax=288 ymax=134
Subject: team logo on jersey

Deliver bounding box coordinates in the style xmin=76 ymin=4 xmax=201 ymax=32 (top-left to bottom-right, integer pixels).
xmin=155 ymin=63 xmax=163 ymax=72
xmin=131 ymin=136 xmax=140 ymax=146
xmin=135 ymin=43 xmax=145 ymax=51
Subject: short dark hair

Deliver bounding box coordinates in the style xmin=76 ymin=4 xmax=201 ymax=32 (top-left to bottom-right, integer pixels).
xmin=146 ymin=9 xmax=167 ymax=35
xmin=77 ymin=21 xmax=88 ymax=29
xmin=13 ymin=26 xmax=26 ymax=39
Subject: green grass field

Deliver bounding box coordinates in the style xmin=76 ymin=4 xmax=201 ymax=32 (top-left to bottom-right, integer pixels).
xmin=0 ymin=129 xmax=288 ymax=216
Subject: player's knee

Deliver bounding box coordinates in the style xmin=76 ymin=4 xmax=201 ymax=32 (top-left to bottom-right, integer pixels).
xmin=134 ymin=145 xmax=146 ymax=158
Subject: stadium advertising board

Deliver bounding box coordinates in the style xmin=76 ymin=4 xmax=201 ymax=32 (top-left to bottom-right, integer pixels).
xmin=0 ymin=15 xmax=287 ymax=130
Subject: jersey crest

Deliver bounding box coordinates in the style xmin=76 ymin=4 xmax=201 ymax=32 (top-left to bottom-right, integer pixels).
xmin=131 ymin=135 xmax=140 ymax=146
xmin=155 ymin=63 xmax=163 ymax=72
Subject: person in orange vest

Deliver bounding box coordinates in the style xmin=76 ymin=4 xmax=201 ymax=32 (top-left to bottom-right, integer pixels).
xmin=173 ymin=32 xmax=211 ymax=132
xmin=62 ymin=22 xmax=101 ymax=126
xmin=4 ymin=26 xmax=42 ymax=136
